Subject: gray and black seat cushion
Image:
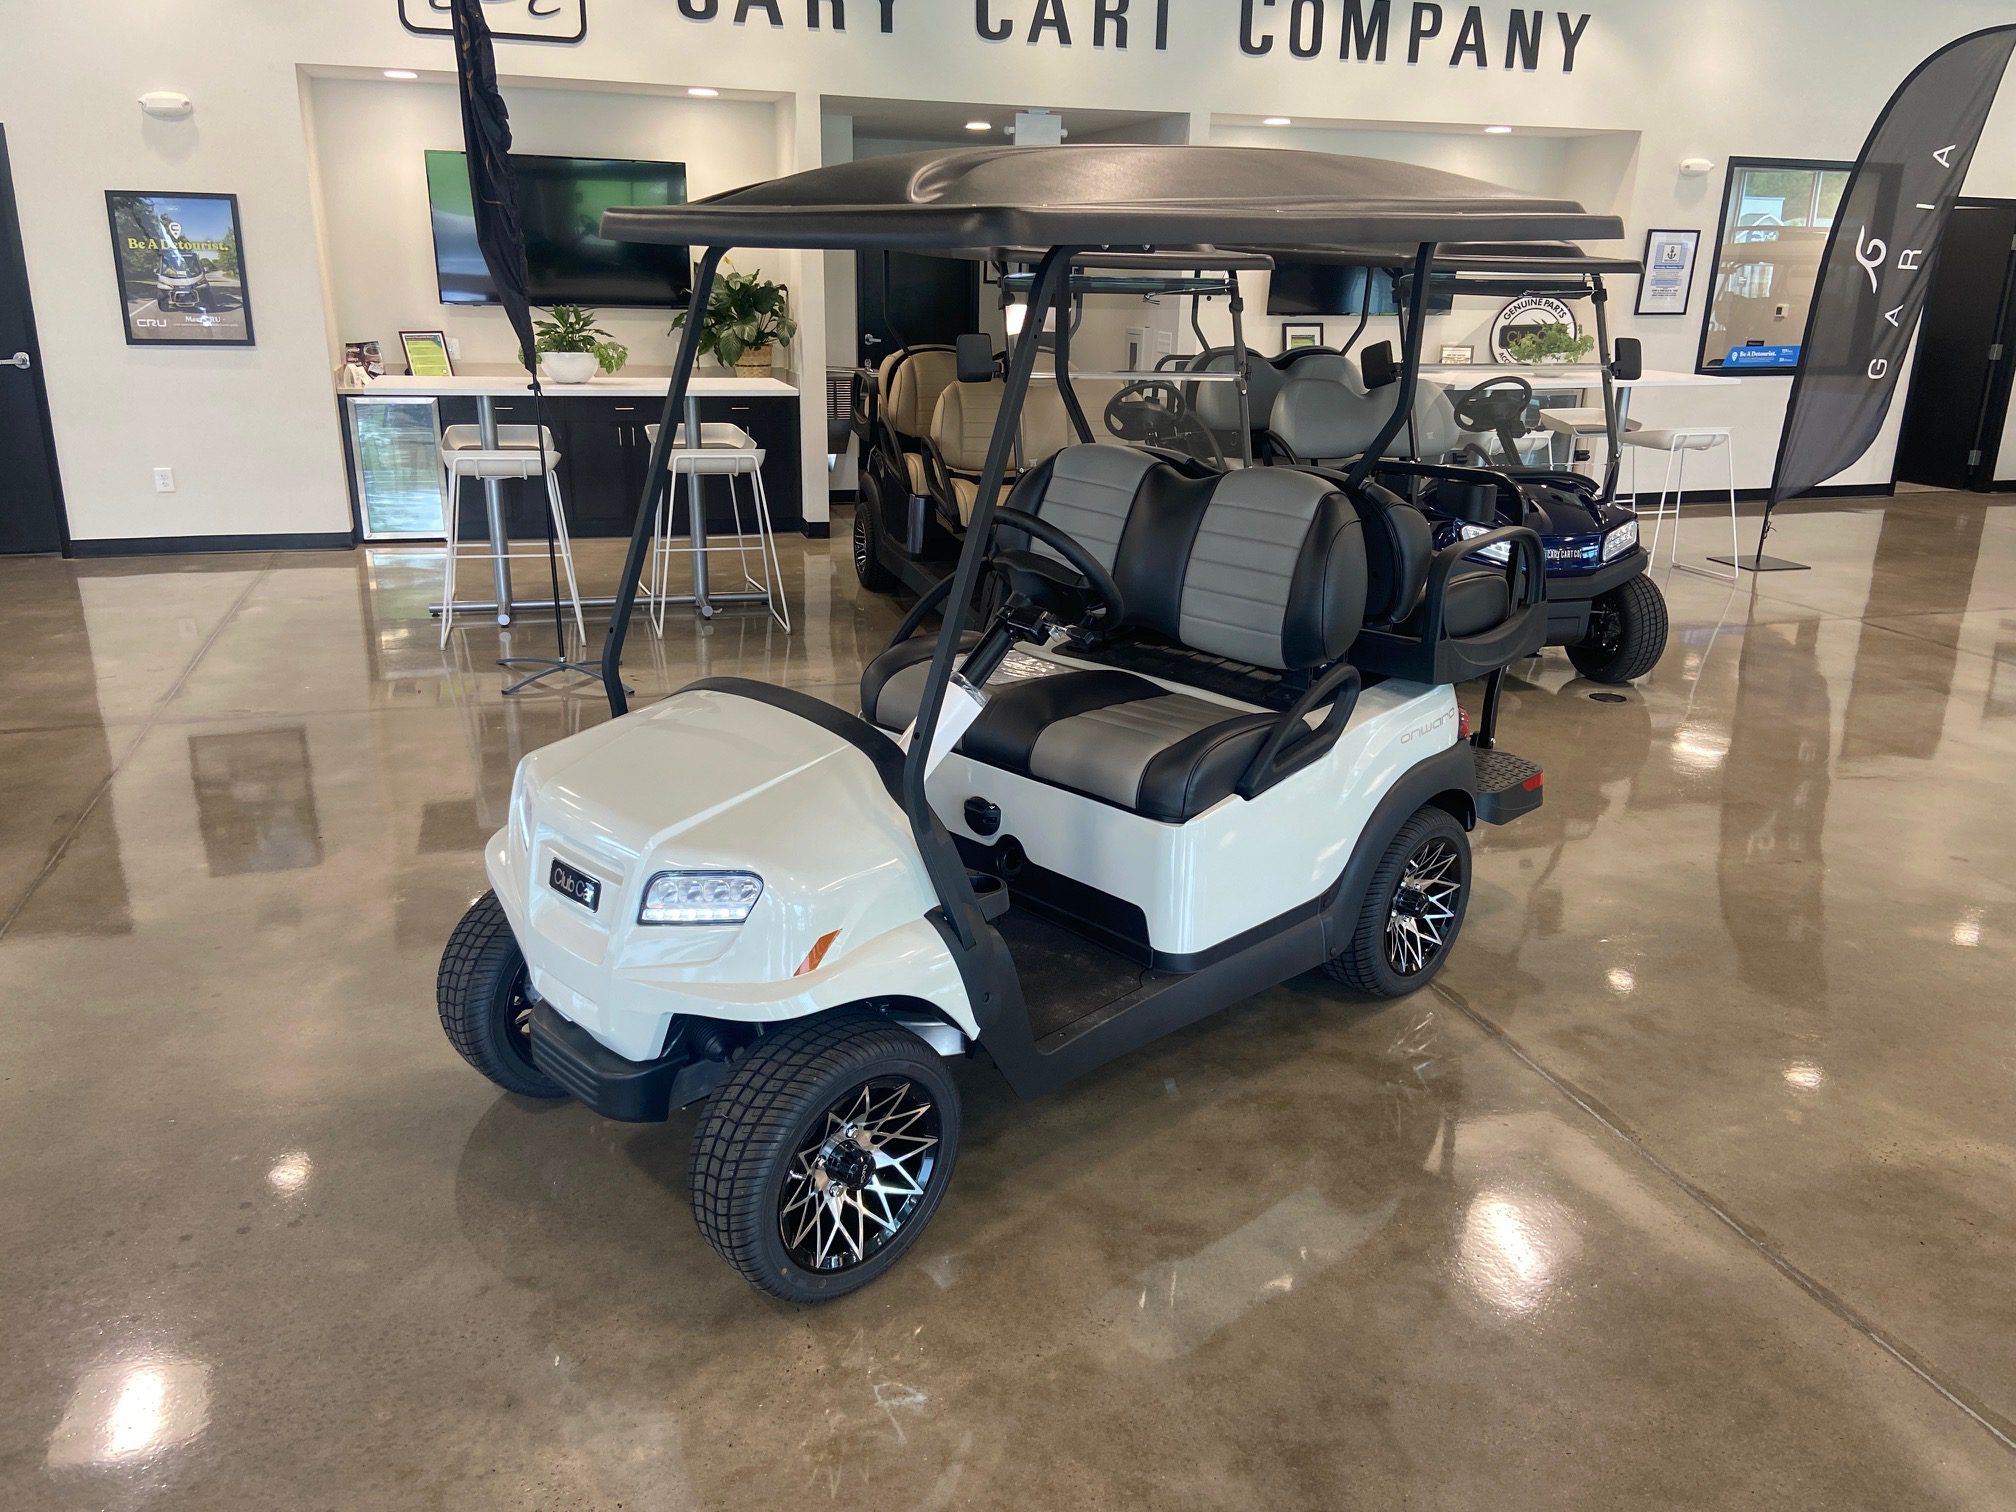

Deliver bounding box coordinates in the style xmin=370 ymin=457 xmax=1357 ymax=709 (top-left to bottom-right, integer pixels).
xmin=860 ymin=444 xmax=1371 ymax=822
xmin=1268 ymin=360 xmax=1462 ymax=465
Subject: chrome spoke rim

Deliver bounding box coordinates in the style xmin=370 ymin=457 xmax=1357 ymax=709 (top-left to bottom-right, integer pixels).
xmin=1386 ymin=839 xmax=1462 ymax=977
xmin=505 ymin=969 xmax=539 ymax=1069
xmin=779 ymin=1075 xmax=940 ymax=1273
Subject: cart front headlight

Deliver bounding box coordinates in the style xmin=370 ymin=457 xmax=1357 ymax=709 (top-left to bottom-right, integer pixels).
xmin=638 ymin=870 xmax=764 ymax=926
xmin=1602 ymin=519 xmax=1639 ymax=563
xmin=1459 ymin=523 xmax=1511 ymax=564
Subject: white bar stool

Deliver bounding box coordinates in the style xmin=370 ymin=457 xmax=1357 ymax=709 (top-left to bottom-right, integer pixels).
xmin=1622 ymin=427 xmax=1740 ymax=582
xmin=1539 ymin=408 xmax=1640 ymax=479
xmin=644 ymin=422 xmax=789 ymax=632
xmin=437 ymin=424 xmax=586 ymax=649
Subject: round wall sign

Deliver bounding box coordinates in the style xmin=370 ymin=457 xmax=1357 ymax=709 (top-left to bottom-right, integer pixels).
xmin=1489 ymin=296 xmax=1581 ymax=363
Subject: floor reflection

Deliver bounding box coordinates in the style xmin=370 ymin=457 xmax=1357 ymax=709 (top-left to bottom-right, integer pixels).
xmin=187 ymin=727 xmax=324 ymax=876
xmin=46 ymin=1354 xmax=211 ymax=1472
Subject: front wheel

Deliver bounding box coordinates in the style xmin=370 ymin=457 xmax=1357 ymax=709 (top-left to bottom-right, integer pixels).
xmin=437 ymin=891 xmax=565 ymax=1098
xmin=690 ymin=1013 xmax=959 ymax=1303
xmin=1325 ymin=806 xmax=1471 ymax=999
xmin=852 ymin=481 xmax=899 ymax=592
xmin=1567 ymin=573 xmax=1668 ymax=684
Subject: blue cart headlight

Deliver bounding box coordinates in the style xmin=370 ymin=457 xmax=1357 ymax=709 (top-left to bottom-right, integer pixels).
xmin=1458 ymin=523 xmax=1511 ymax=564
xmin=639 ymin=871 xmax=764 ymax=926
xmin=1602 ymin=519 xmax=1639 ymax=563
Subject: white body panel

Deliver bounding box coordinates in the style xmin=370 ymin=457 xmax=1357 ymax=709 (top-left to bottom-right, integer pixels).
xmin=486 ymin=689 xmax=974 ymax=1063
xmin=490 ymin=676 xmax=1462 ymax=1066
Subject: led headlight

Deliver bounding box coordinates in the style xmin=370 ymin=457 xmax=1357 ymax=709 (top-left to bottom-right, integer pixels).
xmin=638 ymin=870 xmax=763 ymax=926
xmin=1601 ymin=518 xmax=1639 ymax=563
xmin=1458 ymin=523 xmax=1511 ymax=564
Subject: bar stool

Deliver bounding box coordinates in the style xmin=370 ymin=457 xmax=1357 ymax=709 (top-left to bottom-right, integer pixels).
xmin=643 ymin=422 xmax=789 ymax=632
xmin=437 ymin=424 xmax=586 ymax=649
xmin=1538 ymin=408 xmax=1640 ymax=479
xmin=1622 ymin=426 xmax=1740 ymax=582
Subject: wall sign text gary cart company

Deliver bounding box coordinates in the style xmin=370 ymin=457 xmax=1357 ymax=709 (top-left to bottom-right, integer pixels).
xmin=654 ymin=1 xmax=1594 ymax=70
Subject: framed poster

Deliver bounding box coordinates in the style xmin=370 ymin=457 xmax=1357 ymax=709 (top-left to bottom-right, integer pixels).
xmin=400 ymin=330 xmax=455 ymax=378
xmin=1281 ymin=321 xmax=1325 ymax=353
xmin=104 ymin=191 xmax=254 ymax=346
xmin=1636 ymin=228 xmax=1700 ymax=316
xmin=1439 ymin=344 xmax=1475 ymax=365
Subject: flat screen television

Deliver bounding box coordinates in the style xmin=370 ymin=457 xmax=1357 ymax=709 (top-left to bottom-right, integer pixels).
xmin=425 ymin=150 xmax=691 ymax=308
xmin=1266 ymin=260 xmax=1453 ymax=317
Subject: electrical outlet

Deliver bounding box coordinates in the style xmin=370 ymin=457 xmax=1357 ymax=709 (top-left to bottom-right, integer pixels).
xmin=153 ymin=467 xmax=176 ymax=493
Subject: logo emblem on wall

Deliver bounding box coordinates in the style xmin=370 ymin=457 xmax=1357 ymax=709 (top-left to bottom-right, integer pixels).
xmin=399 ymin=0 xmax=587 ymax=45
xmin=1489 ymin=296 xmax=1581 ymax=364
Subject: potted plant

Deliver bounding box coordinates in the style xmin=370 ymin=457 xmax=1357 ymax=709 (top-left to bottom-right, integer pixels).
xmin=533 ymin=305 xmax=629 ymax=384
xmin=1503 ymin=321 xmax=1595 ymax=365
xmin=673 ymin=265 xmax=797 ymax=374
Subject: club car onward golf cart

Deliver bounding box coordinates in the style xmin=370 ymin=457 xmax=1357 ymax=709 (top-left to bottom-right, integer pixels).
xmin=436 ymin=146 xmax=1620 ymax=1302
xmin=851 ymin=249 xmax=1271 ymax=597
xmin=1247 ymin=243 xmax=1667 ymax=684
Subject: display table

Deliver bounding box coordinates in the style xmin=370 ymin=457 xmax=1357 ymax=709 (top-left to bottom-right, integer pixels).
xmin=336 ymin=371 xmax=798 ymax=621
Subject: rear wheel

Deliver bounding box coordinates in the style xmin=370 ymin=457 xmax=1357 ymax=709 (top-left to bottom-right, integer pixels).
xmin=1325 ymin=806 xmax=1471 ymax=998
xmin=690 ymin=1013 xmax=959 ymax=1303
xmin=436 ymin=891 xmax=565 ymax=1098
xmin=1568 ymin=572 xmax=1668 ymax=684
xmin=852 ymin=480 xmax=899 ymax=592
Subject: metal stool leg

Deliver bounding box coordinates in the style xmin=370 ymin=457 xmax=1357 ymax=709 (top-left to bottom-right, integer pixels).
xmin=439 ymin=461 xmax=462 ymax=648
xmin=544 ymin=468 xmax=588 ymax=646
xmin=752 ymin=464 xmax=788 ymax=631
xmin=1719 ymin=435 xmax=1740 ymax=583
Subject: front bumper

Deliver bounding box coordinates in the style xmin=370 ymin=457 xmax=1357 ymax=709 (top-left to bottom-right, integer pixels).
xmin=528 ymin=1001 xmax=727 ymax=1121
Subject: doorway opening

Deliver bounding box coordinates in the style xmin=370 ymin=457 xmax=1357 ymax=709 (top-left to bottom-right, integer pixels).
xmin=0 ymin=123 xmax=70 ymax=555
xmin=1895 ymin=198 xmax=2016 ymax=494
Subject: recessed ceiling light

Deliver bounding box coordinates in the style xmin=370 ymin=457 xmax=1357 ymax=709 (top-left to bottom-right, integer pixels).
xmin=1263 ymin=116 xmax=1292 ymax=127
xmin=383 ymin=69 xmax=419 ymax=80
xmin=966 ymin=120 xmax=992 ymax=132
xmin=1484 ymin=124 xmax=1514 ymax=134
xmin=688 ymin=87 xmax=721 ymax=98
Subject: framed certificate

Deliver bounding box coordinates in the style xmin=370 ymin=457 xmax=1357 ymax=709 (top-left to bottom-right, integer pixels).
xmin=1636 ymin=229 xmax=1700 ymax=316
xmin=400 ymin=330 xmax=455 ymax=378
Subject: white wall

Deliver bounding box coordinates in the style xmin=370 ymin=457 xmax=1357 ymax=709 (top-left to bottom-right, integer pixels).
xmin=4 ymin=0 xmax=2016 ymax=547
xmin=305 ymin=75 xmax=784 ymax=373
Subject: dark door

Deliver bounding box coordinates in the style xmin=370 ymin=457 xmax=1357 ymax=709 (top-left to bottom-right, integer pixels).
xmin=855 ymin=251 xmax=979 ymax=366
xmin=0 ymin=125 xmax=68 ymax=554
xmin=1895 ymin=199 xmax=2016 ymax=492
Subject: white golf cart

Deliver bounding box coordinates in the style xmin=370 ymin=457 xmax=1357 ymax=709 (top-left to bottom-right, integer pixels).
xmin=437 ymin=146 xmax=1621 ymax=1302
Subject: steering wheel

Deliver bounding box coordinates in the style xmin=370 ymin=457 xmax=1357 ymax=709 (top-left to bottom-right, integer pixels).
xmin=1102 ymin=380 xmax=1228 ymax=470
xmin=1452 ymin=375 xmax=1535 ymax=463
xmin=988 ymin=507 xmax=1127 ymax=637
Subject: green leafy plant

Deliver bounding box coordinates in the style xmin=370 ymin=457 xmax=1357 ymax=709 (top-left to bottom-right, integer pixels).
xmin=1504 ymin=322 xmax=1595 ymax=364
xmin=532 ymin=304 xmax=628 ymax=373
xmin=672 ymin=265 xmax=797 ymax=367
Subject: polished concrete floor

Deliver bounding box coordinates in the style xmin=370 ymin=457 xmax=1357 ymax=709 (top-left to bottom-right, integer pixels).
xmin=3 ymin=496 xmax=2016 ymax=1509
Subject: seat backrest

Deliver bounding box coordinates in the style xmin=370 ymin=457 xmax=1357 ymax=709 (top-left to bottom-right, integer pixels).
xmin=931 ymin=379 xmax=1079 ymax=477
xmin=880 ymin=347 xmax=959 ymax=442
xmin=1348 ymin=485 xmax=1436 ymax=627
xmin=1272 ymin=363 xmax=1462 ymax=464
xmin=1008 ymin=443 xmax=1366 ymax=672
xmin=1184 ymin=347 xmax=1284 ymax=438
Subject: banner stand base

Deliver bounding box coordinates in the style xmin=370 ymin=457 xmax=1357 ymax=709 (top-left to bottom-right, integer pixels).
xmin=1710 ymin=554 xmax=1810 ymax=573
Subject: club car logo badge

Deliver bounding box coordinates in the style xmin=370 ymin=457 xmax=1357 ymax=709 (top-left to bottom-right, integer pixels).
xmin=548 ymin=857 xmax=602 ymax=912
xmin=399 ymin=0 xmax=587 ymax=45
xmin=1489 ymin=295 xmax=1581 ymax=364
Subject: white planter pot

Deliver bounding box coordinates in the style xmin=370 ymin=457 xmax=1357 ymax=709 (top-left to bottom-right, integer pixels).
xmin=541 ymin=351 xmax=600 ymax=384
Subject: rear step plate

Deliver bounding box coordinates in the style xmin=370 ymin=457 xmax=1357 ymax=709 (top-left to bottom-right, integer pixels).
xmin=1473 ymin=747 xmax=1543 ymax=824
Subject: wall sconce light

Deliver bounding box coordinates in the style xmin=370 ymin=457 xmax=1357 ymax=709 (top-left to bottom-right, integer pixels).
xmin=139 ymin=91 xmax=195 ymax=120
xmin=1679 ymin=157 xmax=1717 ymax=177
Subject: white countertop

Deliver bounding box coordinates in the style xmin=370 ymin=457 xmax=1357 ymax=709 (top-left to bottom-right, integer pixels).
xmin=1418 ymin=365 xmax=1738 ymax=388
xmin=338 ymin=372 xmax=797 ymax=398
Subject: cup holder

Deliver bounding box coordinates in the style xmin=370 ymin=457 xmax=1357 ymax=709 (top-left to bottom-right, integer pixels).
xmin=965 ymin=870 xmax=1011 ymax=922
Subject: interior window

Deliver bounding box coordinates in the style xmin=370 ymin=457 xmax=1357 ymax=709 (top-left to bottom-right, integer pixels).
xmin=1697 ymin=159 xmax=1851 ymax=374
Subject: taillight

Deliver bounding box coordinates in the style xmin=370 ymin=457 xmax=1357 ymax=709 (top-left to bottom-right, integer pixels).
xmin=1458 ymin=705 xmax=1471 ymax=740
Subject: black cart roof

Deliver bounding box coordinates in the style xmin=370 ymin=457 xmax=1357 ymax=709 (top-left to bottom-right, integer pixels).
xmin=601 ymin=146 xmax=1625 ymax=252
xmin=1247 ymin=240 xmax=1641 ymax=274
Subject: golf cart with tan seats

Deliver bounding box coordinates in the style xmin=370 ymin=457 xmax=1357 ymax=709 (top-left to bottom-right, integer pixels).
xmin=435 ymin=145 xmax=1620 ymax=1302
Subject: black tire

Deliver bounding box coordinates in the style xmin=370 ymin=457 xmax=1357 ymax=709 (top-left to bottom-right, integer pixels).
xmin=1567 ymin=572 xmax=1668 ymax=684
xmin=690 ymin=1012 xmax=959 ymax=1303
xmin=436 ymin=891 xmax=565 ymax=1098
xmin=852 ymin=481 xmax=899 ymax=593
xmin=1324 ymin=806 xmax=1472 ymax=998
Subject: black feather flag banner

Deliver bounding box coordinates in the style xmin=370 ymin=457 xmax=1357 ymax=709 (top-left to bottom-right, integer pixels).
xmin=1768 ymin=25 xmax=2016 ymax=516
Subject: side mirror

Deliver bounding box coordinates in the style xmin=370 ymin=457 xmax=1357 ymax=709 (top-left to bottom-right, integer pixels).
xmin=955 ymin=333 xmax=996 ymax=384
xmin=1360 ymin=340 xmax=1398 ymax=390
xmin=1612 ymin=337 xmax=1643 ymax=383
